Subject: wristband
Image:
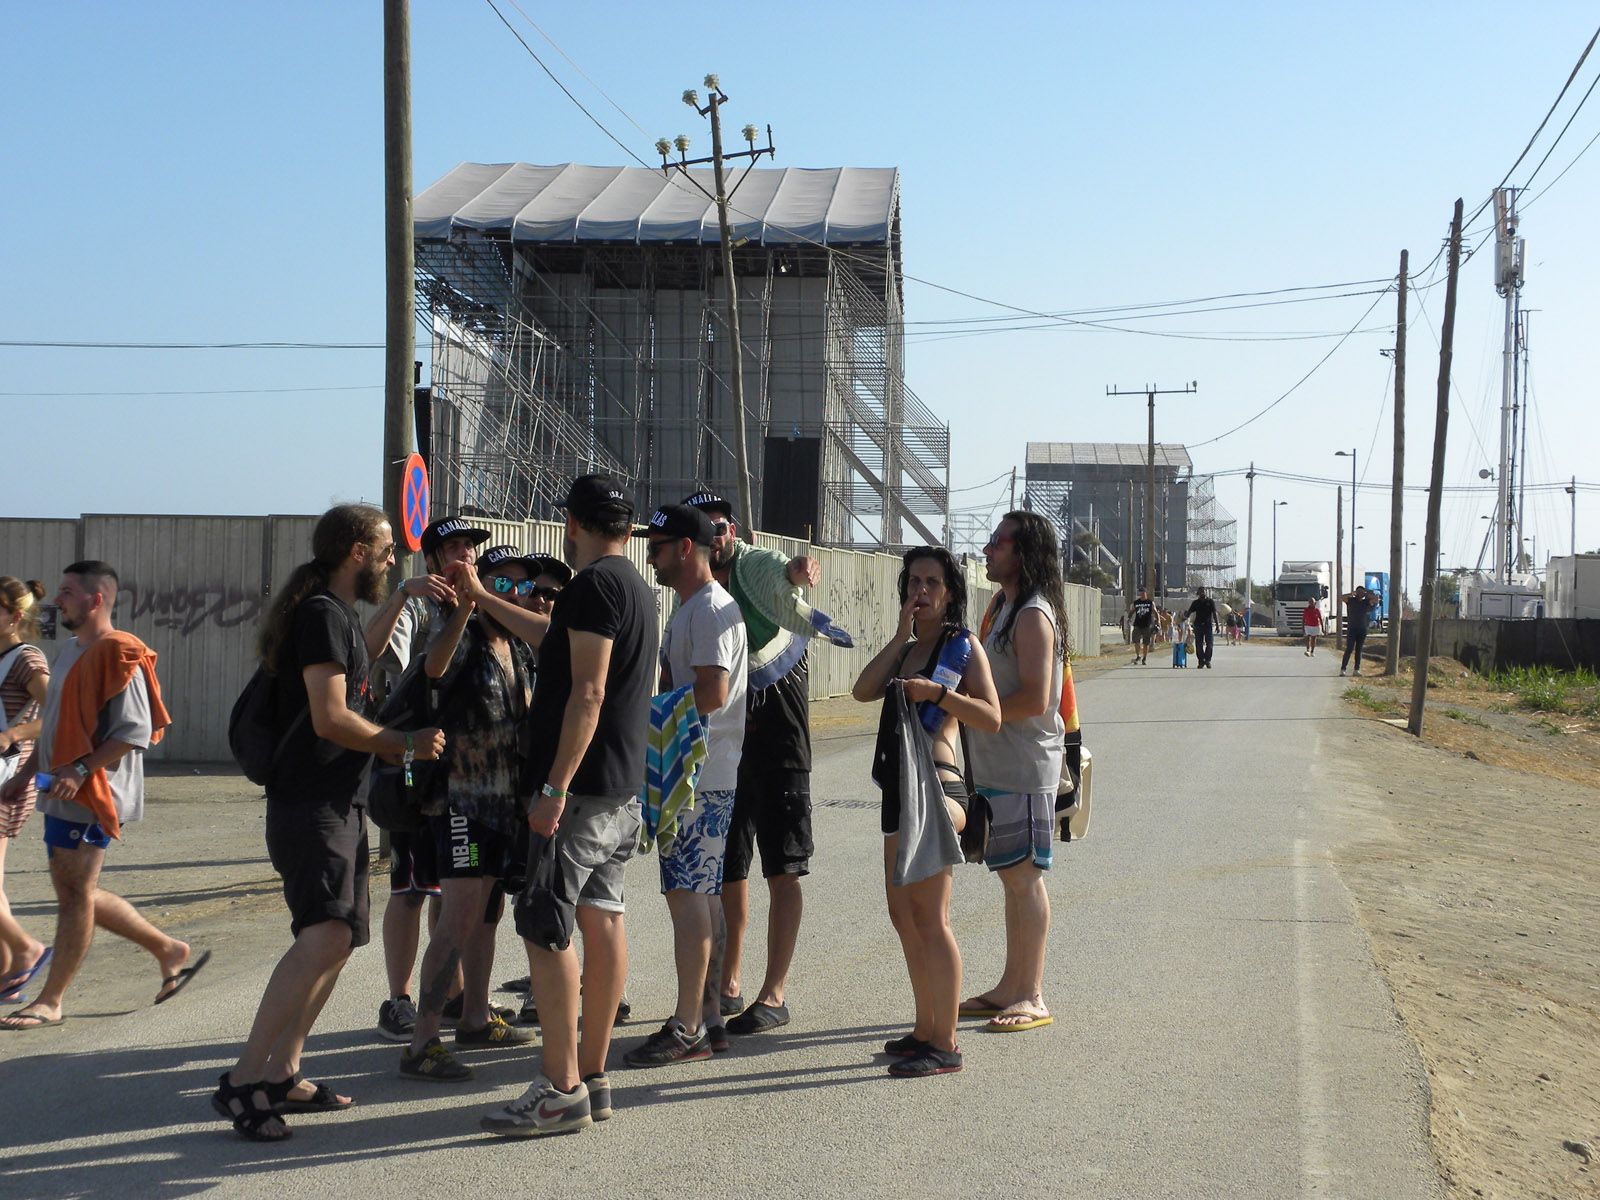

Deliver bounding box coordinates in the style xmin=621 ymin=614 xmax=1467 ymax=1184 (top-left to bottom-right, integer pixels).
xmin=541 ymin=783 xmax=568 ymax=800
xmin=934 ymin=684 xmax=948 ymax=707
xmin=402 ymin=733 xmax=415 ymax=787
xmin=71 ymin=759 xmax=91 ymax=781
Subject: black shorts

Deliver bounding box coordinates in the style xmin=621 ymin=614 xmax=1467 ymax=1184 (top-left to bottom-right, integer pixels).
xmin=881 ymin=773 xmax=969 ymax=836
xmin=1132 ymin=624 xmax=1154 ymax=645
xmin=429 ymin=806 xmax=515 ymax=880
xmin=388 ymin=829 xmax=441 ymax=896
xmin=265 ymin=797 xmax=372 ymax=947
xmin=725 ymin=764 xmax=812 ymax=883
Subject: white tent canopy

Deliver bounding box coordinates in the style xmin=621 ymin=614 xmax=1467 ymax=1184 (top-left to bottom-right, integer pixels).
xmin=414 ymin=162 xmax=899 ymax=246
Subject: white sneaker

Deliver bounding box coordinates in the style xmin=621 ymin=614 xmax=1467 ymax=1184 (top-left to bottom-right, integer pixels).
xmin=480 ymin=1075 xmax=592 ymax=1138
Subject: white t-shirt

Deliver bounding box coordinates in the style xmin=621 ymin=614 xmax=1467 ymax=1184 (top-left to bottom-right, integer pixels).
xmin=661 ymin=580 xmax=748 ymax=792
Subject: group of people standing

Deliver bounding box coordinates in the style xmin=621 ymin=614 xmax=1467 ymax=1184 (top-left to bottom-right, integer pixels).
xmin=0 ymin=484 xmax=1078 ymax=1143
xmin=1126 ymin=585 xmax=1227 ymax=669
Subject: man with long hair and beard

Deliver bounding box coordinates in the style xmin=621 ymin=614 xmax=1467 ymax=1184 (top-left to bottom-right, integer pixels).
xmin=961 ymin=511 xmax=1068 ymax=1035
xmin=213 ymin=504 xmax=445 ymax=1142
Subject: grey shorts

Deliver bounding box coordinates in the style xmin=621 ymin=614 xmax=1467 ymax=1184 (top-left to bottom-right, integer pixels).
xmin=514 ymin=794 xmax=641 ymax=952
xmin=979 ymin=790 xmax=1055 ymax=873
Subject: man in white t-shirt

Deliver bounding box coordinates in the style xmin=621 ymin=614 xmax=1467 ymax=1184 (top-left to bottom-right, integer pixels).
xmin=625 ymin=504 xmax=748 ymax=1067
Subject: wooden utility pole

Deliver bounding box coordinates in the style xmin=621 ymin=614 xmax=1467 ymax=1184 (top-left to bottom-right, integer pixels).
xmin=1244 ymin=463 xmax=1255 ymax=637
xmin=1107 ymin=382 xmax=1197 ymax=598
xmin=1385 ymin=250 xmax=1408 ymax=675
xmin=1410 ymin=202 xmax=1463 ymax=735
xmin=660 ymin=77 xmax=775 ymax=543
xmin=1335 ymin=486 xmax=1344 ymax=651
xmin=383 ymin=0 xmax=415 ymax=573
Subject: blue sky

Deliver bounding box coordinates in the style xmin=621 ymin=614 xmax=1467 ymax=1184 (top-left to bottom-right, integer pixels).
xmin=5 ymin=3 xmax=1597 ymax=593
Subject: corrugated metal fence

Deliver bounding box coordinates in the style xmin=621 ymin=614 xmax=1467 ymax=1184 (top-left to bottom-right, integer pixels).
xmin=0 ymin=515 xmax=1098 ymax=763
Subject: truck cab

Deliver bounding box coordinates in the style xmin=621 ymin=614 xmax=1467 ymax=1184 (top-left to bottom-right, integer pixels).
xmin=1274 ymin=560 xmax=1333 ymax=636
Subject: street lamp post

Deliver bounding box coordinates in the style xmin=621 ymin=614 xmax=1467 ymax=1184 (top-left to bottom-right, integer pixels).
xmin=1405 ymin=540 xmax=1417 ymax=610
xmin=1271 ymin=500 xmax=1288 ymax=594
xmin=1566 ymin=478 xmax=1577 ymax=557
xmin=1335 ymin=449 xmax=1357 ymax=589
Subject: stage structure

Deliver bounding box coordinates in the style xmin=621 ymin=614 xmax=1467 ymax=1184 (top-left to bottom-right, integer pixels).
xmin=411 ymin=162 xmax=949 ymax=546
xmin=1185 ymin=475 xmax=1238 ymax=590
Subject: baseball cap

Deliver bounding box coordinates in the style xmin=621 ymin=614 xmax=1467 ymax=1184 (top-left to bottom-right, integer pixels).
xmin=422 ymin=515 xmax=493 ymax=556
xmin=682 ymin=488 xmax=734 ymax=522
xmin=478 ymin=544 xmax=535 ymax=571
xmin=635 ymin=503 xmax=716 ymax=546
xmin=559 ymin=474 xmax=634 ymax=522
xmin=527 ymin=554 xmax=573 ymax=586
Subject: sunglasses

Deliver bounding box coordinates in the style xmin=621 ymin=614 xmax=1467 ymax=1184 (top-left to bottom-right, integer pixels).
xmin=530 ymin=586 xmax=561 ymax=602
xmin=489 ymin=576 xmax=535 ymax=596
xmin=985 ymin=534 xmax=1016 ymax=548
xmin=711 ymin=521 xmax=731 ymax=537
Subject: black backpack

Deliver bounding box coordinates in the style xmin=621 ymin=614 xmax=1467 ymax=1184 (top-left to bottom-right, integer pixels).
xmin=365 ymin=655 xmax=447 ymax=833
xmin=228 ymin=667 xmax=308 ymax=787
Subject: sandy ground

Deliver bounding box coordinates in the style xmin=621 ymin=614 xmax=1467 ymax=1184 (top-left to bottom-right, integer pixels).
xmin=1326 ymin=652 xmax=1600 ymax=1199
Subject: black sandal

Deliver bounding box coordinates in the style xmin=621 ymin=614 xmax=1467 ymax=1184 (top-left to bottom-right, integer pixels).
xmin=262 ymin=1070 xmax=354 ymax=1113
xmin=210 ymin=1072 xmax=293 ymax=1142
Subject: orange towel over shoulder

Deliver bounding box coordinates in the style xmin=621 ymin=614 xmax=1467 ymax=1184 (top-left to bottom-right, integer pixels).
xmin=50 ymin=632 xmax=173 ymax=841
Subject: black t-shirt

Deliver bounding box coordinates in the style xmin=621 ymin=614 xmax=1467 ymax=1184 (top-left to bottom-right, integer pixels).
xmin=268 ymin=591 xmax=373 ymax=806
xmin=1347 ymin=595 xmax=1375 ymax=633
xmin=1186 ymin=596 xmax=1218 ymax=628
xmin=744 ymin=651 xmax=811 ymax=774
xmin=1131 ymin=598 xmax=1155 ymax=627
xmin=524 ymin=555 xmax=658 ymax=802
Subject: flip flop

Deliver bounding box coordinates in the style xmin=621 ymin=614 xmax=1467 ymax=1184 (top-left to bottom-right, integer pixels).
xmin=0 ymin=947 xmax=52 ymax=1003
xmin=154 ymin=949 xmax=212 ymax=1006
xmin=0 ymin=1005 xmax=65 ymax=1031
xmin=986 ymin=1005 xmax=1054 ymax=1033
xmin=958 ymin=993 xmax=1007 ymax=1018
xmin=726 ymin=1001 xmax=790 ymax=1035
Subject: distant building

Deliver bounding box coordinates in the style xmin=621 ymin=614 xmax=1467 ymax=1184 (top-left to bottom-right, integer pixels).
xmin=1024 ymin=442 xmax=1236 ymax=594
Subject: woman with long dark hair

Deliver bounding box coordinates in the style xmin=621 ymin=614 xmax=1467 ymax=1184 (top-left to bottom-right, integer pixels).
xmin=853 ymin=546 xmax=999 ymax=1076
xmin=214 ymin=504 xmax=445 ymax=1142
xmin=961 ymin=511 xmax=1067 ymax=1034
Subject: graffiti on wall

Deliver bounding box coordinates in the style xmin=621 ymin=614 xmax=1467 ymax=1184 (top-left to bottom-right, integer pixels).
xmin=120 ymin=581 xmax=263 ymax=636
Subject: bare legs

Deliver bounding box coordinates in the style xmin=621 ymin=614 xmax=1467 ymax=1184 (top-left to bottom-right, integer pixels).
xmin=0 ymin=836 xmax=46 ymax=982
xmin=0 ymin=843 xmax=188 ymax=1027
xmin=410 ymin=876 xmax=498 ymax=1052
xmin=971 ymin=862 xmax=1051 ymax=1026
xmin=526 ymin=905 xmax=626 ymax=1091
xmin=664 ymin=890 xmax=725 ymax=1032
xmin=883 ymin=837 xmax=961 ymax=1052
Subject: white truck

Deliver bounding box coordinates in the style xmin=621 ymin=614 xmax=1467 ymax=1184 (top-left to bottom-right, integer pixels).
xmin=1274 ymin=560 xmax=1333 ymax=637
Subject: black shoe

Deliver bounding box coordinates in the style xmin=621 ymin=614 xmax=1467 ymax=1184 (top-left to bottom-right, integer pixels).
xmin=377 ymin=995 xmax=417 ymax=1043
xmin=622 ymin=1019 xmax=712 ymax=1067
xmin=718 ymin=993 xmax=745 ymax=1017
xmin=582 ymin=1072 xmax=612 ymax=1121
xmin=888 ymin=1045 xmax=962 ymax=1077
xmin=883 ymin=1032 xmax=930 ymax=1057
xmin=726 ymin=1001 xmax=790 ymax=1035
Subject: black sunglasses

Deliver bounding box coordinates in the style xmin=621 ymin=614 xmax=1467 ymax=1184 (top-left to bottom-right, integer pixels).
xmin=530 ymin=586 xmax=561 ymax=602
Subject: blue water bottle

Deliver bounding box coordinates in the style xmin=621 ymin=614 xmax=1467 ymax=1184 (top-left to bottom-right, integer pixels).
xmin=919 ymin=629 xmax=972 ymax=732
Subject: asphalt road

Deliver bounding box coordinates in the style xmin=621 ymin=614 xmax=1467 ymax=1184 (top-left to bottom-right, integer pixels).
xmin=0 ymin=640 xmax=1442 ymax=1199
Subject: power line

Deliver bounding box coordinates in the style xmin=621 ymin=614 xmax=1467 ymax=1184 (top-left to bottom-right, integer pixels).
xmin=0 ymin=384 xmax=382 ymax=398
xmin=0 ymin=339 xmax=382 ymax=350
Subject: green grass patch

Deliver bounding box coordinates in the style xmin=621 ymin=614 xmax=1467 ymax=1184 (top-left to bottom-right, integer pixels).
xmin=1534 ymin=717 xmax=1567 ymax=737
xmin=1344 ymin=686 xmax=1402 ymax=715
xmin=1485 ymin=665 xmax=1600 ymax=715
xmin=1443 ymin=708 xmax=1490 ymax=728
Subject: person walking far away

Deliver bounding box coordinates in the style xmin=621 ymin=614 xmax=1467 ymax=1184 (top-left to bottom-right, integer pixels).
xmin=212 ymin=505 xmax=444 ymax=1141
xmin=1339 ymin=585 xmax=1375 ymax=676
xmin=1128 ymin=588 xmax=1155 ymax=665
xmin=0 ymin=562 xmax=197 ymax=1033
xmin=0 ymin=577 xmax=51 ymax=1005
xmin=853 ymin=546 xmax=999 ymax=1076
xmin=681 ymin=489 xmax=853 ymax=1037
xmin=625 ymin=504 xmax=747 ymax=1068
xmin=960 ymin=512 xmax=1066 ymax=1034
xmin=1302 ymin=598 xmax=1324 ymax=656
xmin=482 ymin=474 xmax=657 ymax=1138
xmin=1185 ymin=586 xmax=1219 ymax=669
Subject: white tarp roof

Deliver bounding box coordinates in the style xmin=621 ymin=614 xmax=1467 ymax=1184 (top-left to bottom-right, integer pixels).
xmin=1027 ymin=442 xmax=1194 ymax=470
xmin=414 ymin=162 xmax=899 ymax=246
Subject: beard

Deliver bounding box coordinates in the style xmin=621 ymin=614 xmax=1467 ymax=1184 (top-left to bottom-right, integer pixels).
xmin=355 ymin=562 xmax=390 ymax=605
xmin=60 ymin=611 xmax=83 ymax=631
xmin=709 ymin=542 xmax=735 ymax=570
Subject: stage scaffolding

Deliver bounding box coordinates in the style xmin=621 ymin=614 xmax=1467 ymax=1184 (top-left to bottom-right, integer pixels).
xmin=1185 ymin=475 xmax=1238 ymax=589
xmin=411 ymin=163 xmax=948 ymax=548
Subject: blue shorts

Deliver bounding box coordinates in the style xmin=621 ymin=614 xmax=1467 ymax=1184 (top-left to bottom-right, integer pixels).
xmin=977 ymin=790 xmax=1054 ymax=873
xmin=660 ymin=788 xmax=737 ymax=895
xmin=43 ymin=815 xmax=113 ymax=857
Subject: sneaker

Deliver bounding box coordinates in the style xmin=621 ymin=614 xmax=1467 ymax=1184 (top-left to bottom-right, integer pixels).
xmin=718 ymin=993 xmax=745 ymax=1018
xmin=456 ymin=1013 xmax=536 ymax=1047
xmin=883 ymin=1032 xmax=930 ymax=1057
xmin=517 ymin=997 xmax=539 ymax=1026
xmin=705 ymin=1023 xmax=730 ymax=1054
xmin=378 ymin=995 xmax=417 ymax=1043
xmin=1339 ymin=668 xmax=1346 ymax=676
xmin=480 ymin=1075 xmax=592 ymax=1138
xmin=622 ymin=1018 xmax=712 ymax=1068
xmin=582 ymin=1072 xmax=612 ymax=1121
xmin=400 ymin=1037 xmax=474 ymax=1082
xmin=1352 ymin=669 xmax=1361 ymax=676
xmin=501 ymin=975 xmax=531 ymax=993
xmin=888 ymin=1045 xmax=963 ymax=1077
xmin=441 ymin=994 xmax=464 ymax=1024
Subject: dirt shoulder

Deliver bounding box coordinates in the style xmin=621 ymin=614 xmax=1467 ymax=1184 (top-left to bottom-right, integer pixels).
xmin=1326 ymin=661 xmax=1600 ymax=1199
